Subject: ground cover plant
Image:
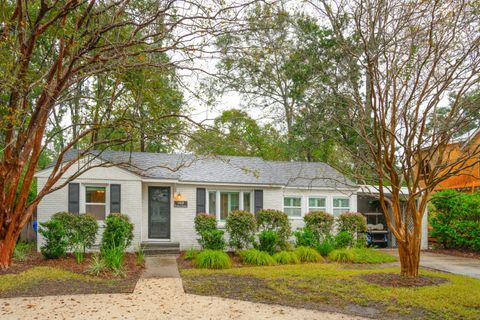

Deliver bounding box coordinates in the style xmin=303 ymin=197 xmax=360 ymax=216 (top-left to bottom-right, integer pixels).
xmin=181 ymin=264 xmax=480 ymax=319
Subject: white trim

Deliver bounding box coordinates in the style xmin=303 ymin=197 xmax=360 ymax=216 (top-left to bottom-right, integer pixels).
xmin=307 ymin=196 xmax=327 ymax=212
xmin=206 ymin=189 xmax=254 ymax=221
xmin=332 ymin=196 xmax=351 ymax=216
xmin=82 ymin=184 xmax=110 ymax=220
xmin=283 ymin=195 xmax=303 ymax=219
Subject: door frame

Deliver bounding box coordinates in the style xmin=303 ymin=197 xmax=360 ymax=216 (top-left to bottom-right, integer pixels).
xmin=148 ymin=186 xmax=171 ymax=240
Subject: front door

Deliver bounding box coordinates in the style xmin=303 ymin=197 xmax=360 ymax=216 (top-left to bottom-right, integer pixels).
xmin=148 ymin=187 xmax=171 ymax=239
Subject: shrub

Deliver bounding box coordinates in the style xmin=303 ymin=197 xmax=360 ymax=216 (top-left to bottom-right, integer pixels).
xmin=39 ymin=220 xmax=68 ymax=259
xmin=51 ymin=212 xmax=99 ymax=263
xmin=194 ymin=250 xmax=232 ymax=269
xmin=334 ymin=231 xmax=354 ymax=249
xmin=100 ymin=213 xmax=133 ymax=251
xmin=200 ymin=229 xmax=226 ymax=250
xmin=294 ymin=246 xmax=323 ymax=263
xmin=256 ymin=209 xmax=291 ymax=249
xmin=303 ymin=211 xmax=334 ymax=241
xmin=337 ymin=212 xmax=367 ymax=241
xmin=87 ymin=254 xmax=107 ymax=276
xmin=255 ymin=230 xmax=279 ymax=254
xmin=328 ymin=248 xmax=355 ymax=263
xmin=293 ymin=228 xmax=317 ymax=247
xmin=225 ymin=210 xmax=256 ymax=250
xmin=13 ymin=241 xmax=34 ymax=261
xmin=185 ymin=248 xmax=200 ymax=260
xmin=194 ymin=213 xmax=217 ymax=235
xmin=273 ymin=251 xmax=300 ymax=264
xmin=239 ymin=249 xmax=276 ymax=266
xmin=316 ymin=236 xmax=336 ymax=257
xmin=429 ymin=190 xmax=480 ymax=251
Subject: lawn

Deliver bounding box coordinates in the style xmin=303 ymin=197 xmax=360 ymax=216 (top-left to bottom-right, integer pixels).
xmin=181 ymin=263 xmax=480 ymax=319
xmin=0 ymin=252 xmax=143 ymax=298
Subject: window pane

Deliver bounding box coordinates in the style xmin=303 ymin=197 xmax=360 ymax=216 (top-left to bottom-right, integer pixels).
xmin=333 ymin=198 xmax=349 ymax=208
xmin=284 ymin=197 xmax=301 ymax=207
xmin=285 ymin=208 xmax=302 ymax=217
xmin=243 ymin=192 xmax=251 ymax=212
xmin=86 ymin=186 xmax=106 ymax=203
xmin=86 ymin=204 xmax=106 ymax=220
xmin=208 ymin=191 xmax=216 ymax=215
xmin=220 ymin=192 xmax=239 ymax=220
xmin=309 ymin=197 xmax=326 ymax=208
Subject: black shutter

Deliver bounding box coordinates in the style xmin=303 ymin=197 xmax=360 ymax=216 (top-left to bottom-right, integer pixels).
xmin=196 ymin=188 xmax=206 ymax=214
xmin=68 ymin=183 xmax=80 ymax=214
xmin=254 ymin=189 xmax=263 ymax=213
xmin=110 ymin=184 xmax=121 ymax=213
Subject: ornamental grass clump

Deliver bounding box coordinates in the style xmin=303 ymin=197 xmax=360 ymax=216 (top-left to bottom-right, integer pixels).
xmin=194 ymin=250 xmax=232 ymax=269
xmin=294 ymin=246 xmax=323 ymax=263
xmin=239 ymin=249 xmax=276 ymax=266
xmin=328 ymin=248 xmax=355 ymax=263
xmin=273 ymin=251 xmax=300 ymax=265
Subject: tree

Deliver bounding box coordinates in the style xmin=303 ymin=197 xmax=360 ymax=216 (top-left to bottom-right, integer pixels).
xmin=188 ymin=109 xmax=287 ymax=160
xmin=0 ymin=0 xmax=257 ymax=268
xmin=313 ymin=0 xmax=480 ymax=277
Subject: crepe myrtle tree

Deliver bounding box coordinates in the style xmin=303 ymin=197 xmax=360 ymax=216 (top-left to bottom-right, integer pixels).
xmin=313 ymin=0 xmax=480 ymax=276
xmin=0 ymin=0 xmax=260 ymax=268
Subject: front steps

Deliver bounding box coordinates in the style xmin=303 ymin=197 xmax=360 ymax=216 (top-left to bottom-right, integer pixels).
xmin=141 ymin=242 xmax=180 ymax=255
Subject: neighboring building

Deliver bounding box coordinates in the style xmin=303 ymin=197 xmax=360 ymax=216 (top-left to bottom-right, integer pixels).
xmin=34 ymin=151 xmax=359 ymax=251
xmin=419 ymin=129 xmax=480 ymax=192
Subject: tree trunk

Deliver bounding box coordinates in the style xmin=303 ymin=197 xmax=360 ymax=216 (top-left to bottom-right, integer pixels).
xmin=0 ymin=231 xmax=19 ymax=269
xmin=397 ymin=240 xmax=421 ymax=277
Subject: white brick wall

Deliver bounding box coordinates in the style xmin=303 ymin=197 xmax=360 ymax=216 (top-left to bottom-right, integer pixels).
xmin=36 ymin=165 xmax=142 ymax=252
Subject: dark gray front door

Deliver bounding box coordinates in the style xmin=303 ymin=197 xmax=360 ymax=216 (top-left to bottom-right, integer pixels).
xmin=148 ymin=187 xmax=171 ymax=239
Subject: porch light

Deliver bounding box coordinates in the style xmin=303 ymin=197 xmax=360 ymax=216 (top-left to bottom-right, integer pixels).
xmin=174 ymin=192 xmax=184 ymax=201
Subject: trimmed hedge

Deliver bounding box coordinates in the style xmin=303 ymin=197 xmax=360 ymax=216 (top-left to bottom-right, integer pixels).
xmin=304 ymin=211 xmax=334 ymax=241
xmin=256 ymin=209 xmax=291 ymax=249
xmin=226 ymin=210 xmax=256 ymax=250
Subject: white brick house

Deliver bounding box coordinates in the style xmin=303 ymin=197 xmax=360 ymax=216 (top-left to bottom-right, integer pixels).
xmin=35 ymin=151 xmax=412 ymax=251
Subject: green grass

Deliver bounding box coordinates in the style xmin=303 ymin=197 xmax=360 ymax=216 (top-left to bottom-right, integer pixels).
xmin=185 ymin=248 xmax=200 ymax=260
xmin=273 ymin=251 xmax=300 ymax=265
xmin=239 ymin=249 xmax=276 ymax=266
xmin=0 ymin=266 xmax=95 ymax=292
xmin=194 ymin=250 xmax=232 ymax=269
xmin=328 ymin=248 xmax=397 ymax=263
xmin=294 ymin=246 xmax=323 ymax=262
xmin=181 ymin=263 xmax=480 ymax=319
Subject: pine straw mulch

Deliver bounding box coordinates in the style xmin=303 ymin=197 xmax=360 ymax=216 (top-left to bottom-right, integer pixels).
xmin=424 ymin=248 xmax=480 ymax=260
xmin=0 ymin=252 xmax=144 ymax=298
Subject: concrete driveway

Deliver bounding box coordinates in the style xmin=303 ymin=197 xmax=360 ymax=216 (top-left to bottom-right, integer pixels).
xmin=387 ymin=250 xmax=480 ymax=279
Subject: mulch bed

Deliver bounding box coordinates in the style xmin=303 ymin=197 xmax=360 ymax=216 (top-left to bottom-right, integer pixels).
xmin=424 ymin=248 xmax=480 ymax=260
xmin=0 ymin=252 xmax=144 ymax=298
xmin=359 ymin=273 xmax=448 ymax=287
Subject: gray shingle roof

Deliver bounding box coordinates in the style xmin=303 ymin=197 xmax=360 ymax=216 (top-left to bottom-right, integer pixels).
xmin=90 ymin=151 xmax=356 ymax=189
xmin=48 ymin=150 xmax=356 ymax=189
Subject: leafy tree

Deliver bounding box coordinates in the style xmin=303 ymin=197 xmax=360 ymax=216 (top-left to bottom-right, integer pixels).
xmin=188 ymin=109 xmax=287 ymax=160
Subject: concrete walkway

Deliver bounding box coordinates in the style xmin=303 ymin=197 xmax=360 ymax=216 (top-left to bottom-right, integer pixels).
xmin=0 ymin=255 xmax=364 ymax=320
xmin=386 ymin=250 xmax=480 ymax=279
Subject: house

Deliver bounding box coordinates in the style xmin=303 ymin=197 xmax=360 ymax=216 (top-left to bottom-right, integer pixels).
xmin=419 ymin=128 xmax=480 ymax=193
xmin=35 ymin=151 xmax=359 ymax=251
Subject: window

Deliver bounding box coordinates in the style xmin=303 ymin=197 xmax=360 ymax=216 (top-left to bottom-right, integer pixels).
xmin=284 ymin=197 xmax=302 ymax=217
xmin=243 ymin=192 xmax=251 ymax=212
xmin=208 ymin=191 xmax=216 ymax=215
xmin=220 ymin=192 xmax=240 ymax=220
xmin=207 ymin=190 xmax=252 ymax=221
xmin=309 ymin=197 xmax=326 ymax=212
xmin=85 ymin=186 xmax=107 ymax=220
xmin=333 ymin=198 xmax=350 ymax=216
